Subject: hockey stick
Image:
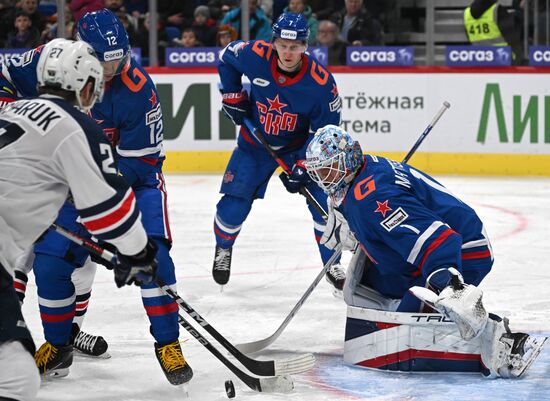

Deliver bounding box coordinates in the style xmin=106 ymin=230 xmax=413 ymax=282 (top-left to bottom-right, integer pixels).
xmin=49 ymin=223 xmax=312 ymax=378
xmin=236 ymin=101 xmax=451 ymax=354
xmin=403 ymin=101 xmax=450 ymax=164
xmin=243 ymin=117 xmax=328 ymax=219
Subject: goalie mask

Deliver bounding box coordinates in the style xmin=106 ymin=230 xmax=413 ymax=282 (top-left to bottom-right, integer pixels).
xmin=37 ymin=38 xmax=104 ymax=112
xmin=77 ymin=9 xmax=130 ymax=80
xmin=305 ymin=125 xmax=363 ymax=195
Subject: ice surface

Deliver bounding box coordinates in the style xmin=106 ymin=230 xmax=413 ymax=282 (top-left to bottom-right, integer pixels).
xmin=23 ymin=175 xmax=550 ymax=401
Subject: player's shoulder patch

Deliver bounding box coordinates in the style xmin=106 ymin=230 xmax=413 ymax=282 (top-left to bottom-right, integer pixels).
xmin=329 ymin=96 xmax=342 ymax=112
xmin=380 ymin=207 xmax=409 ymax=232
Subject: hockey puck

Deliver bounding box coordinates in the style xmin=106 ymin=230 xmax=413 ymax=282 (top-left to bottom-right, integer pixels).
xmin=225 ymin=380 xmax=235 ymax=398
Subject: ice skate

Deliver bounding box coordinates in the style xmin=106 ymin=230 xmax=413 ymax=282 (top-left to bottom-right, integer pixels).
xmin=212 ymin=246 xmax=232 ymax=286
xmin=155 ymin=340 xmax=193 ymax=385
xmin=72 ymin=323 xmax=110 ymax=359
xmin=35 ymin=341 xmax=73 ymax=378
xmin=325 ymin=263 xmax=346 ymax=298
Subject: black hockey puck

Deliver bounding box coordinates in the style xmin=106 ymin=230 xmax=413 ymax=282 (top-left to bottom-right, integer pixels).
xmin=225 ymin=380 xmax=235 ymax=398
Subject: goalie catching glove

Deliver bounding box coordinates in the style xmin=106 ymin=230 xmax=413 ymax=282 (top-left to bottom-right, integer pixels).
xmin=409 ymin=267 xmax=488 ymax=341
xmin=113 ymin=238 xmax=159 ymax=288
xmin=320 ymin=202 xmax=357 ymax=251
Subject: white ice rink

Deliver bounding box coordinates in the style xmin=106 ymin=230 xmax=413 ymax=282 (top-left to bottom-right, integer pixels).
xmin=23 ymin=174 xmax=550 ymax=401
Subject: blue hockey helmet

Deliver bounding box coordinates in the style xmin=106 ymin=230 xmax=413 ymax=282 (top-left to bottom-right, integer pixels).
xmin=77 ymin=9 xmax=130 ymax=76
xmin=272 ymin=12 xmax=309 ymax=42
xmin=305 ymin=125 xmax=363 ymax=195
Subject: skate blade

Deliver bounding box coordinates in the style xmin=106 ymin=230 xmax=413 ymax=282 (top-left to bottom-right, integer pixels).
xmin=41 ymin=367 xmax=70 ymax=379
xmin=74 ymin=349 xmax=111 ymax=359
xmin=514 ymin=336 xmax=547 ymax=377
xmin=219 ymin=285 xmax=224 ymax=293
xmin=332 ymin=288 xmax=344 ymax=299
xmin=179 ymin=382 xmax=190 ymax=398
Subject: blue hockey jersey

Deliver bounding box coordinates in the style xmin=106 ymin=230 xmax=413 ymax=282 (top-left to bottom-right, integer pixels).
xmin=339 ymin=155 xmax=493 ymax=297
xmin=219 ymin=40 xmax=342 ymax=155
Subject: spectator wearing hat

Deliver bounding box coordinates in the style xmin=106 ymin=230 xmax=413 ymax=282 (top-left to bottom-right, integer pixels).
xmin=192 ymin=5 xmax=218 ymax=46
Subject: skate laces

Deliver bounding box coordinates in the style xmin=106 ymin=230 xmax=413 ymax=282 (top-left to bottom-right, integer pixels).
xmin=74 ymin=331 xmax=98 ymax=353
xmin=157 ymin=341 xmax=186 ymax=372
xmin=328 ymin=264 xmax=346 ymax=280
xmin=214 ymin=248 xmax=231 ymax=271
xmin=35 ymin=342 xmax=57 ymax=368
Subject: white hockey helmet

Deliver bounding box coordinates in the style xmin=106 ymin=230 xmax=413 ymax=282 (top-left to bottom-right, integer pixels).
xmin=37 ymin=38 xmax=104 ymax=112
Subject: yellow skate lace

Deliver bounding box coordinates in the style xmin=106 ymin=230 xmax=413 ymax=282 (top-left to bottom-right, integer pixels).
xmin=157 ymin=341 xmax=186 ymax=373
xmin=35 ymin=342 xmax=57 ymax=369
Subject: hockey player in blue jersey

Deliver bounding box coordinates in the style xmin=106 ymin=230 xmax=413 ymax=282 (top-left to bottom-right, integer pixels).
xmin=214 ymin=12 xmax=347 ymax=292
xmin=304 ymin=125 xmax=546 ymax=378
xmin=0 ymin=10 xmax=192 ymax=385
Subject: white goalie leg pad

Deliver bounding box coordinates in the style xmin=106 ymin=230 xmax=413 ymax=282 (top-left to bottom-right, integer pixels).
xmin=410 ymin=268 xmax=488 ymax=341
xmin=0 ymin=341 xmax=40 ymax=401
xmin=344 ymin=307 xmax=483 ymax=372
xmin=344 ymin=249 xmax=400 ymax=311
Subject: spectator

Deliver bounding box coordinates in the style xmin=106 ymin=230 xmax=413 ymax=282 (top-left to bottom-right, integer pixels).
xmin=465 ymin=0 xmax=524 ymax=65
xmin=217 ymin=23 xmax=238 ymax=47
xmin=315 ymin=19 xmax=347 ymax=65
xmin=133 ymin=12 xmax=168 ymax=65
xmin=104 ymin=0 xmax=139 ymax=31
xmin=18 ymin=0 xmax=46 ymax=33
xmin=207 ymin=0 xmax=238 ymax=22
xmin=283 ymin=0 xmax=318 ymax=44
xmin=158 ymin=1 xmax=195 ymax=29
xmin=309 ymin=0 xmax=340 ymax=20
xmin=42 ymin=4 xmax=76 ymax=42
xmin=330 ymin=0 xmax=382 ymax=46
xmin=5 ymin=10 xmax=40 ymax=48
xmin=174 ymin=27 xmax=203 ymax=47
xmin=192 ymin=5 xmax=218 ymax=46
xmin=70 ymin=0 xmax=104 ymax=22
xmin=221 ymin=0 xmax=272 ymax=41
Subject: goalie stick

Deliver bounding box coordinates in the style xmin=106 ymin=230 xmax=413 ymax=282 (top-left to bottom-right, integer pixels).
xmin=49 ymin=224 xmax=302 ymax=391
xmin=236 ymin=101 xmax=451 ymax=354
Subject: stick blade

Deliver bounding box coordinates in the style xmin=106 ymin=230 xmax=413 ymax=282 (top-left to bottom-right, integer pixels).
xmin=274 ymin=353 xmax=315 ymax=375
xmin=258 ymin=375 xmax=294 ymax=393
xmin=235 ymin=336 xmax=276 ymax=354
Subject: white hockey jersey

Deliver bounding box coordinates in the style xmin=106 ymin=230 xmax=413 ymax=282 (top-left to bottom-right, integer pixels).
xmin=0 ymin=94 xmax=147 ymax=273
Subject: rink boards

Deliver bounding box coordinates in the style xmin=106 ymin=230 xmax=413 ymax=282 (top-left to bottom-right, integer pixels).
xmin=147 ymin=66 xmax=550 ymax=176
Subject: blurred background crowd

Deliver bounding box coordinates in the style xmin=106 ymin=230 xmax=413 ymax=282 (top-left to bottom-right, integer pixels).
xmin=0 ymin=0 xmax=548 ymax=65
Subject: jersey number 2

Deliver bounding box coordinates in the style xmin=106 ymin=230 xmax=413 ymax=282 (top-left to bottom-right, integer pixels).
xmin=99 ymin=143 xmax=117 ymax=175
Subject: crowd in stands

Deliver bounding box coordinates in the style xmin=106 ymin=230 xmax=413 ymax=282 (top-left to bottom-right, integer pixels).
xmin=0 ymin=0 xmax=546 ymax=66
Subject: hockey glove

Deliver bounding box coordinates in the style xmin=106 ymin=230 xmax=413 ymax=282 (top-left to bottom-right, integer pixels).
xmin=221 ymin=90 xmax=250 ymax=125
xmin=320 ymin=202 xmax=357 ymax=251
xmin=114 ymin=238 xmax=158 ymax=288
xmin=409 ymin=267 xmax=488 ymax=341
xmin=279 ymin=161 xmax=310 ymax=194
xmin=90 ymin=240 xmax=118 ymax=270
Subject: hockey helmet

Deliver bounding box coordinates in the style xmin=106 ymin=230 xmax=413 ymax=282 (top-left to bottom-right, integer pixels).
xmin=37 ymin=38 xmax=104 ymax=112
xmin=77 ymin=9 xmax=130 ymax=77
xmin=272 ymin=12 xmax=309 ymax=42
xmin=305 ymin=125 xmax=363 ymax=195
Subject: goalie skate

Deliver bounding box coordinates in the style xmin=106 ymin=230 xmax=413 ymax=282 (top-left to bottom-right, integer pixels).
xmin=504 ymin=334 xmax=547 ymax=378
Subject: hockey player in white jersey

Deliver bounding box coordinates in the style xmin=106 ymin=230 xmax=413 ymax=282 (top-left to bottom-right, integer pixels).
xmin=0 ymin=39 xmax=158 ymax=400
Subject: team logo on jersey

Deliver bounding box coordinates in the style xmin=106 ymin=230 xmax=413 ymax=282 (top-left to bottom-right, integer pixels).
xmin=381 ymin=207 xmax=408 ymax=232
xmin=252 ymin=78 xmax=270 ymax=87
xmin=329 ymin=96 xmax=342 ymax=112
xmin=374 ymin=200 xmax=392 ymax=218
xmin=256 ymin=95 xmax=297 ymax=135
xmin=146 ymin=103 xmax=162 ymax=125
xmin=331 ymin=84 xmax=338 ymax=98
xmin=223 ymin=170 xmax=234 ymax=183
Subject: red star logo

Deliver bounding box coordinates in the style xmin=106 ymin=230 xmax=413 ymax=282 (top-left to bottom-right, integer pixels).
xmin=149 ymin=89 xmax=157 ymax=107
xmin=223 ymin=171 xmax=234 ymax=183
xmin=266 ymin=94 xmax=287 ymax=114
xmin=331 ymin=83 xmax=339 ymax=98
xmin=374 ymin=200 xmax=392 ymax=218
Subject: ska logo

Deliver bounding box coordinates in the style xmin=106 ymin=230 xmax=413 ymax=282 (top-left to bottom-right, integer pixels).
xmin=255 ymin=95 xmax=298 ymax=135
